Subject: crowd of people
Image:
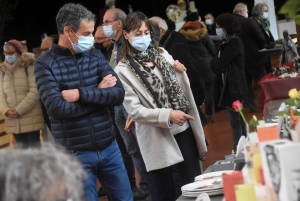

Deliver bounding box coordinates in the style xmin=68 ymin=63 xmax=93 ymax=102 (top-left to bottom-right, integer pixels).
xmin=0 ymin=1 xmax=279 ymax=201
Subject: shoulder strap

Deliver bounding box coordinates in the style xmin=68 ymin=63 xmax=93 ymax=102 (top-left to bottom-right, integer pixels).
xmin=126 ymin=55 xmax=162 ymax=108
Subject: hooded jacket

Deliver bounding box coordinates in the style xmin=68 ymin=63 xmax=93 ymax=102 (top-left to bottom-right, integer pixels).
xmin=0 ymin=54 xmax=44 ymax=134
xmin=179 ymin=23 xmax=215 ymax=82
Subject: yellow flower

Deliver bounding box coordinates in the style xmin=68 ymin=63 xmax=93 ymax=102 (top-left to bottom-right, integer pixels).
xmin=289 ymin=88 xmax=299 ymax=99
xmin=253 ymin=115 xmax=257 ymax=121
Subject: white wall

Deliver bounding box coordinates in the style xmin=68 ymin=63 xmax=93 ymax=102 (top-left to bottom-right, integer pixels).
xmin=254 ymin=0 xmax=279 ymax=40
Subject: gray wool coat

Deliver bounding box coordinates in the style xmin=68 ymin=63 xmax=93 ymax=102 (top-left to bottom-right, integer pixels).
xmin=114 ymin=48 xmax=207 ymax=172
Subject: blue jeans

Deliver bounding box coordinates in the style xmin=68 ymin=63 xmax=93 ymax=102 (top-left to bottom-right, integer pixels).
xmin=74 ymin=140 xmax=133 ymax=201
xmin=114 ymin=105 xmax=158 ymax=201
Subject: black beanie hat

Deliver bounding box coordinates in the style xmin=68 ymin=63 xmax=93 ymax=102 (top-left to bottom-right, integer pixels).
xmin=185 ymin=10 xmax=199 ymax=22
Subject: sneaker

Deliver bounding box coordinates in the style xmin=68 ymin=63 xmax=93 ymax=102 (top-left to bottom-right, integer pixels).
xmin=97 ymin=187 xmax=107 ymax=198
xmin=133 ymin=188 xmax=150 ymax=200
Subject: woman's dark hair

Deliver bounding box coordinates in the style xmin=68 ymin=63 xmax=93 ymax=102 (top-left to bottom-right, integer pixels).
xmin=120 ymin=11 xmax=162 ymax=60
xmin=149 ymin=20 xmax=160 ymax=46
xmin=215 ymin=13 xmax=240 ymax=35
xmin=185 ymin=10 xmax=199 ymax=22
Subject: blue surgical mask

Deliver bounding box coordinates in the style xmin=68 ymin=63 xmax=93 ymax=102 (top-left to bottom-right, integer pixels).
xmin=245 ymin=12 xmax=248 ymax=18
xmin=103 ymin=21 xmax=118 ymax=38
xmin=6 ymin=54 xmax=18 ymax=64
xmin=68 ymin=30 xmax=94 ymax=53
xmin=129 ymin=34 xmax=151 ymax=52
xmin=216 ymin=28 xmax=225 ymax=38
xmin=205 ymin=19 xmax=212 ymax=25
xmin=262 ymin=12 xmax=268 ymax=19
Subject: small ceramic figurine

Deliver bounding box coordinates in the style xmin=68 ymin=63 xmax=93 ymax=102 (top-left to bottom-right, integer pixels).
xmin=280 ymin=30 xmax=299 ymax=65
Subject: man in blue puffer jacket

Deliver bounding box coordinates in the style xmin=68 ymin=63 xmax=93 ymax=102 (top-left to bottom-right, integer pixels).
xmin=34 ymin=3 xmax=132 ymax=201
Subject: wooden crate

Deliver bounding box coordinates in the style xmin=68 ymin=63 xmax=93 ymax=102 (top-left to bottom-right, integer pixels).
xmin=0 ymin=113 xmax=15 ymax=150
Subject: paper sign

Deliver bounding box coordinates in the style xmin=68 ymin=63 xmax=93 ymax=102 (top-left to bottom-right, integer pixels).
xmin=235 ymin=184 xmax=257 ymax=201
xmin=222 ymin=171 xmax=244 ymax=201
xmin=257 ymin=125 xmax=279 ymax=142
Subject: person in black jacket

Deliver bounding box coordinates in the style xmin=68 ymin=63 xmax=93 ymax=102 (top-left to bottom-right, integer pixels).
xmin=252 ymin=3 xmax=275 ymax=73
xmin=34 ymin=3 xmax=132 ymax=201
xmin=210 ymin=13 xmax=250 ymax=151
xmin=204 ymin=13 xmax=217 ymax=36
xmin=178 ymin=11 xmax=215 ymax=121
xmin=233 ymin=3 xmax=266 ymax=112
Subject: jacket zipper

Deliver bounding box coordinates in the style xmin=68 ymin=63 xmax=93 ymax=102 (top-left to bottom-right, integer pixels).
xmin=73 ymin=56 xmax=83 ymax=87
xmin=73 ymin=55 xmax=96 ymax=149
xmin=8 ymin=72 xmax=21 ymax=133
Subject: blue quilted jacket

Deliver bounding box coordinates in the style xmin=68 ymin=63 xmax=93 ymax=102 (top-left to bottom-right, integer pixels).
xmin=34 ymin=43 xmax=125 ymax=151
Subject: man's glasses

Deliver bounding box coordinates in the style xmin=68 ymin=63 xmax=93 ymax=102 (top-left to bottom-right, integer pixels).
xmin=102 ymin=19 xmax=118 ymax=26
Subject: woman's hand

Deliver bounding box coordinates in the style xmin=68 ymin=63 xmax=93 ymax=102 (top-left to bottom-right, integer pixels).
xmin=5 ymin=108 xmax=20 ymax=118
xmin=173 ymin=60 xmax=186 ymax=73
xmin=170 ymin=110 xmax=195 ymax=126
xmin=124 ymin=115 xmax=135 ymax=132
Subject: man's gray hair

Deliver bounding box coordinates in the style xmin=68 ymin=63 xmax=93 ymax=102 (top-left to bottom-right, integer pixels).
xmin=149 ymin=16 xmax=168 ymax=30
xmin=233 ymin=3 xmax=247 ymax=14
xmin=252 ymin=3 xmax=268 ymax=18
xmin=108 ymin=8 xmax=127 ymax=24
xmin=0 ymin=144 xmax=86 ymax=201
xmin=56 ymin=3 xmax=95 ymax=34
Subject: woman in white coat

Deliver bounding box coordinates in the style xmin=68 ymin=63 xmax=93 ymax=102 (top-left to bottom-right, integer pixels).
xmin=114 ymin=12 xmax=207 ymax=201
xmin=0 ymin=40 xmax=44 ymax=148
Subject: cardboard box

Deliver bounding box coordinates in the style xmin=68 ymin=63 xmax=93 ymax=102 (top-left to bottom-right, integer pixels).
xmin=260 ymin=139 xmax=300 ymax=201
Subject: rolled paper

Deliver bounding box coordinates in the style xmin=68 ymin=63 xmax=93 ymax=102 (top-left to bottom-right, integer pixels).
xmin=253 ymin=153 xmax=262 ymax=184
xmin=259 ymin=167 xmax=265 ymax=185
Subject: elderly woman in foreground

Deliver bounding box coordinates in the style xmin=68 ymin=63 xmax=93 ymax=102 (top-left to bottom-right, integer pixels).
xmin=114 ymin=11 xmax=207 ymax=201
xmin=0 ymin=144 xmax=86 ymax=201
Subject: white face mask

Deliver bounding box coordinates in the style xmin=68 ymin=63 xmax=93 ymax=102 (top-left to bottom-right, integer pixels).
xmin=103 ymin=21 xmax=118 ymax=38
xmin=128 ymin=34 xmax=152 ymax=52
xmin=68 ymin=30 xmax=94 ymax=53
xmin=216 ymin=28 xmax=225 ymax=38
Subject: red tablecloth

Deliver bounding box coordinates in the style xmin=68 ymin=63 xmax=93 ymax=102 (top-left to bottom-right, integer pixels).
xmin=258 ymin=73 xmax=300 ymax=112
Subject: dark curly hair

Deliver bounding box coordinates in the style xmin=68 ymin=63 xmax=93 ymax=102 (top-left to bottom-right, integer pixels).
xmin=215 ymin=13 xmax=240 ymax=36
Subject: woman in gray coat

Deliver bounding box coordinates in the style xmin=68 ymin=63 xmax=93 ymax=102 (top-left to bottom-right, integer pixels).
xmin=115 ymin=12 xmax=207 ymax=201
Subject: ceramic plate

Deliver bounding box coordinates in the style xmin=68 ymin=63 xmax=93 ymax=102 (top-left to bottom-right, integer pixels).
xmin=181 ymin=179 xmax=223 ymax=192
xmin=194 ymin=171 xmax=233 ymax=181
xmin=182 ymin=189 xmax=223 ymax=197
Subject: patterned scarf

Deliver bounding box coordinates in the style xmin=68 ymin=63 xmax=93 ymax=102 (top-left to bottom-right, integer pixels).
xmin=125 ymin=44 xmax=191 ymax=113
xmin=255 ymin=17 xmax=270 ymax=35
